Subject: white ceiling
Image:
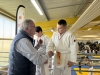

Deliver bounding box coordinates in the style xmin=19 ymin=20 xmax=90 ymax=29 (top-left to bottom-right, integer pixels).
xmin=1 ymin=0 xmax=100 ymax=40
xmin=0 ymin=0 xmax=93 ymax=22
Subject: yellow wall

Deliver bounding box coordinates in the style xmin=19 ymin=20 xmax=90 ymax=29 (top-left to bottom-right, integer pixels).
xmin=35 ymin=17 xmax=79 ymax=37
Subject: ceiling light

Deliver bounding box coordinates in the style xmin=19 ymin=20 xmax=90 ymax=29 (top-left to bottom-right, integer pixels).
xmin=87 ymin=28 xmax=92 ymax=30
xmin=31 ymin=0 xmax=43 ymax=15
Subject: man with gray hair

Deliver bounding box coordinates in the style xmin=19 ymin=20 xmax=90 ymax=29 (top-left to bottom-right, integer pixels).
xmin=8 ymin=19 xmax=53 ymax=75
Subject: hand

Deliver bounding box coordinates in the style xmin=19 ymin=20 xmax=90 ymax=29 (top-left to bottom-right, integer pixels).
xmin=56 ymin=51 xmax=60 ymax=55
xmin=37 ymin=39 xmax=43 ymax=46
xmin=67 ymin=61 xmax=74 ymax=67
xmin=44 ymin=60 xmax=48 ymax=64
xmin=48 ymin=51 xmax=54 ymax=58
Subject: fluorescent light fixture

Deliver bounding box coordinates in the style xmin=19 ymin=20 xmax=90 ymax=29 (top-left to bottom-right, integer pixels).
xmin=87 ymin=28 xmax=92 ymax=30
xmin=31 ymin=0 xmax=43 ymax=15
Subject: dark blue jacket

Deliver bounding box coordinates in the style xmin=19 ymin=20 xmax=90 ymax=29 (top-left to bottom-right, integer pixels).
xmin=8 ymin=30 xmax=36 ymax=75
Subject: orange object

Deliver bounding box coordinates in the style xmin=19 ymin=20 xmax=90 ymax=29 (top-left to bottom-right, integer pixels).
xmin=56 ymin=51 xmax=61 ymax=65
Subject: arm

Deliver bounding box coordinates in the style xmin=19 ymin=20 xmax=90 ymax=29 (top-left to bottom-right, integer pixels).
xmin=44 ymin=36 xmax=50 ymax=52
xmin=69 ymin=33 xmax=78 ymax=63
xmin=35 ymin=38 xmax=47 ymax=55
xmin=45 ymin=36 xmax=50 ymax=47
xmin=47 ymin=37 xmax=55 ymax=52
xmin=37 ymin=45 xmax=46 ymax=55
xmin=16 ymin=38 xmax=49 ymax=65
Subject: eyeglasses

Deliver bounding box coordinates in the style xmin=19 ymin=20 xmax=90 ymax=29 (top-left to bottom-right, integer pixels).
xmin=28 ymin=26 xmax=35 ymax=28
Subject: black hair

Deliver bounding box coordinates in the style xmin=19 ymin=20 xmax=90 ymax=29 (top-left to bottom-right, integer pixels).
xmin=35 ymin=26 xmax=42 ymax=33
xmin=58 ymin=19 xmax=67 ymax=26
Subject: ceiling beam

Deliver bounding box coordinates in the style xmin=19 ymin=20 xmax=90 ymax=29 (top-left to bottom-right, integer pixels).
xmin=0 ymin=8 xmax=15 ymax=20
xmin=37 ymin=0 xmax=49 ymax=21
xmin=74 ymin=0 xmax=88 ymax=17
xmin=69 ymin=0 xmax=100 ymax=32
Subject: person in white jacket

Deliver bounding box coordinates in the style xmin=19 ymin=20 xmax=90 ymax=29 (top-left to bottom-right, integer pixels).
xmin=34 ymin=26 xmax=50 ymax=75
xmin=47 ymin=19 xmax=77 ymax=75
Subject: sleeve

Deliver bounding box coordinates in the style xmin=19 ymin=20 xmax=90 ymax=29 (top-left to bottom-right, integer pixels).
xmin=45 ymin=36 xmax=50 ymax=52
xmin=69 ymin=33 xmax=78 ymax=62
xmin=16 ymin=38 xmax=49 ymax=65
xmin=37 ymin=45 xmax=46 ymax=55
xmin=45 ymin=36 xmax=50 ymax=47
xmin=47 ymin=34 xmax=55 ymax=52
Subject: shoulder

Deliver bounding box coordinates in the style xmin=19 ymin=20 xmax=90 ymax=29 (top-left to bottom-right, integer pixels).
xmin=52 ymin=31 xmax=59 ymax=36
xmin=41 ymin=34 xmax=50 ymax=40
xmin=65 ymin=31 xmax=74 ymax=37
xmin=18 ymin=38 xmax=30 ymax=44
xmin=66 ymin=31 xmax=73 ymax=35
xmin=43 ymin=34 xmax=49 ymax=38
xmin=16 ymin=38 xmax=31 ymax=48
xmin=50 ymin=31 xmax=59 ymax=39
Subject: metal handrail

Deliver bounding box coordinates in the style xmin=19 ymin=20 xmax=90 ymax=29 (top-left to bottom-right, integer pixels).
xmin=0 ymin=52 xmax=9 ymax=53
xmin=0 ymin=61 xmax=8 ymax=62
xmin=0 ymin=65 xmax=8 ymax=67
xmin=49 ymin=68 xmax=100 ymax=72
xmin=71 ymin=70 xmax=100 ymax=72
xmin=0 ymin=56 xmax=8 ymax=58
xmin=77 ymin=53 xmax=100 ymax=56
xmin=77 ymin=59 xmax=100 ymax=61
xmin=74 ymin=64 xmax=100 ymax=66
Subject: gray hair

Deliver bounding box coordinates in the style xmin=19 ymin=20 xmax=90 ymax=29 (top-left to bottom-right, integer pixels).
xmin=20 ymin=19 xmax=34 ymax=30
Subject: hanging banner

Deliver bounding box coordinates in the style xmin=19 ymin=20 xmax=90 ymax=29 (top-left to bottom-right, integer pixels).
xmin=16 ymin=5 xmax=25 ymax=34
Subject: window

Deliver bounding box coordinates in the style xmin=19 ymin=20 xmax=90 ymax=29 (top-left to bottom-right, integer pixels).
xmin=0 ymin=14 xmax=15 ymax=66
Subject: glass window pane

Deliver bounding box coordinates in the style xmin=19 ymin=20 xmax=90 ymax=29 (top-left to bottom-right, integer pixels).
xmin=2 ymin=40 xmax=11 ymax=57
xmin=0 ymin=16 xmax=4 ymax=38
xmin=3 ymin=19 xmax=12 ymax=38
xmin=3 ymin=40 xmax=11 ymax=52
xmin=0 ymin=40 xmax=3 ymax=52
xmin=11 ymin=21 xmax=15 ymax=38
xmin=0 ymin=15 xmax=15 ymax=66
